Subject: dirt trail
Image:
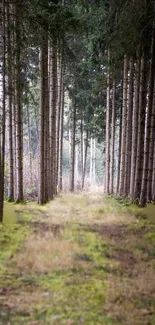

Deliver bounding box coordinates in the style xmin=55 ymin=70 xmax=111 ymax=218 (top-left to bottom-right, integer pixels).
xmin=0 ymin=193 xmax=155 ymax=325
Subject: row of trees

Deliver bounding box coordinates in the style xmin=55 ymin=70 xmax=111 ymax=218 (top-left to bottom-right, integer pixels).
xmin=0 ymin=0 xmax=155 ymax=221
xmin=104 ymin=0 xmax=155 ymax=206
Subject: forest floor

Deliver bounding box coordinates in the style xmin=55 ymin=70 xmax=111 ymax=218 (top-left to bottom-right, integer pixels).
xmin=0 ymin=193 xmax=155 ymax=325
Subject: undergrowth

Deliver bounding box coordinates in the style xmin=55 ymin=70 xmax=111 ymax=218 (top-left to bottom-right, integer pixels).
xmin=0 ymin=193 xmax=155 ymax=325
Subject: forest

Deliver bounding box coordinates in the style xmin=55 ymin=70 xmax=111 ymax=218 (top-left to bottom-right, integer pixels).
xmin=0 ymin=0 xmax=155 ymax=324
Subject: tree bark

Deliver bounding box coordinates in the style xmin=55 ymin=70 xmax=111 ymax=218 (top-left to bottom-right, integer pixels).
xmin=51 ymin=42 xmax=57 ymax=196
xmin=130 ymin=55 xmax=140 ymax=199
xmin=58 ymin=76 xmax=64 ymax=191
xmin=38 ymin=35 xmax=48 ymax=204
xmin=116 ymin=97 xmax=122 ymax=193
xmin=119 ymin=55 xmax=128 ymax=195
xmin=56 ymin=50 xmax=63 ymax=188
xmin=110 ymin=79 xmax=116 ymax=194
xmin=7 ymin=2 xmax=14 ymax=201
xmin=140 ymin=28 xmax=155 ymax=206
xmin=0 ymin=0 xmax=6 ymax=221
xmin=134 ymin=55 xmax=147 ymax=201
xmin=70 ymin=98 xmax=76 ymax=192
xmin=124 ymin=58 xmax=134 ymax=195
xmin=105 ymin=51 xmax=111 ymax=194
xmin=82 ymin=129 xmax=89 ymax=189
xmin=15 ymin=1 xmax=23 ymax=202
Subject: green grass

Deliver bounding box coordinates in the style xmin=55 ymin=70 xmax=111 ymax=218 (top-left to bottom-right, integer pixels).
xmin=0 ymin=194 xmax=155 ymax=325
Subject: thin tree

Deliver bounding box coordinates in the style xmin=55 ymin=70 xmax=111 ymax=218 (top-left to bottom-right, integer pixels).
xmin=119 ymin=55 xmax=128 ymax=195
xmin=140 ymin=26 xmax=155 ymax=206
xmin=0 ymin=0 xmax=6 ymax=221
xmin=134 ymin=54 xmax=147 ymax=201
xmin=15 ymin=0 xmax=23 ymax=202
xmin=7 ymin=1 xmax=14 ymax=201
xmin=130 ymin=54 xmax=140 ymax=199
xmin=38 ymin=33 xmax=48 ymax=204
xmin=70 ymin=96 xmax=76 ymax=192
xmin=109 ymin=79 xmax=116 ymax=194
xmin=124 ymin=58 xmax=134 ymax=195
xmin=105 ymin=51 xmax=111 ymax=194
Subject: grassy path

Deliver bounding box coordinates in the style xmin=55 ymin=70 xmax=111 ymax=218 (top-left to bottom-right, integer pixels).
xmin=0 ymin=193 xmax=155 ymax=325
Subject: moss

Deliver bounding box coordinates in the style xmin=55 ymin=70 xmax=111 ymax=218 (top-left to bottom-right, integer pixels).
xmin=15 ymin=199 xmax=27 ymax=205
xmin=31 ymin=225 xmax=118 ymax=325
xmin=0 ymin=203 xmax=32 ymax=283
xmin=144 ymin=231 xmax=155 ymax=242
xmin=1 ymin=194 xmax=155 ymax=325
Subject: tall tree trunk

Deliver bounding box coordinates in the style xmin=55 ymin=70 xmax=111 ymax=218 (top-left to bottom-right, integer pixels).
xmin=75 ymin=143 xmax=79 ymax=184
xmin=134 ymin=55 xmax=147 ymax=201
xmin=105 ymin=51 xmax=110 ymax=194
xmin=13 ymin=86 xmax=17 ymax=200
xmin=124 ymin=58 xmax=134 ymax=195
xmin=147 ymin=76 xmax=155 ymax=201
xmin=152 ymin=142 xmax=155 ymax=201
xmin=26 ymin=103 xmax=33 ymax=187
xmin=80 ymin=109 xmax=84 ymax=187
xmin=110 ymin=79 xmax=116 ymax=194
xmin=58 ymin=79 xmax=64 ymax=191
xmin=119 ymin=55 xmax=128 ymax=195
xmin=70 ymin=99 xmax=76 ymax=192
xmin=93 ymin=138 xmax=96 ymax=184
xmin=130 ymin=55 xmax=140 ymax=199
xmin=140 ymin=29 xmax=155 ymax=206
xmin=7 ymin=2 xmax=14 ymax=201
xmin=44 ymin=44 xmax=49 ymax=203
xmin=90 ymin=136 xmax=93 ymax=184
xmin=15 ymin=1 xmax=23 ymax=202
xmin=0 ymin=0 xmax=6 ymax=221
xmin=56 ymin=50 xmax=63 ymax=188
xmin=82 ymin=129 xmax=89 ymax=189
xmin=51 ymin=42 xmax=57 ymax=196
xmin=116 ymin=98 xmax=122 ymax=193
xmin=38 ymin=35 xmax=48 ymax=204
xmin=12 ymin=4 xmax=17 ymax=199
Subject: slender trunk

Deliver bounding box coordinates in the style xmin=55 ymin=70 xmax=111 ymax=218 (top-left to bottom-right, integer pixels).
xmin=38 ymin=36 xmax=47 ymax=204
xmin=110 ymin=79 xmax=116 ymax=194
xmin=0 ymin=0 xmax=6 ymax=221
xmin=93 ymin=138 xmax=96 ymax=184
xmin=116 ymin=99 xmax=122 ymax=193
xmin=58 ymin=78 xmax=64 ymax=190
xmin=82 ymin=129 xmax=89 ymax=189
xmin=75 ymin=143 xmax=79 ymax=183
xmin=90 ymin=136 xmax=93 ymax=183
xmin=70 ymin=99 xmax=76 ymax=192
xmin=56 ymin=51 xmax=63 ymax=187
xmin=26 ymin=104 xmax=33 ymax=186
xmin=130 ymin=55 xmax=140 ymax=199
xmin=13 ymin=86 xmax=17 ymax=200
xmin=7 ymin=2 xmax=14 ymax=201
xmin=12 ymin=4 xmax=17 ymax=199
xmin=134 ymin=55 xmax=147 ymax=200
xmin=119 ymin=55 xmax=128 ymax=195
xmin=152 ymin=143 xmax=155 ymax=201
xmin=80 ymin=109 xmax=84 ymax=187
xmin=140 ymin=29 xmax=155 ymax=206
xmin=49 ymin=42 xmax=57 ymax=198
xmin=15 ymin=1 xmax=23 ymax=202
xmin=124 ymin=58 xmax=134 ymax=195
xmin=147 ymin=76 xmax=155 ymax=201
xmin=52 ymin=42 xmax=57 ymax=196
xmin=44 ymin=43 xmax=49 ymax=203
xmin=105 ymin=51 xmax=110 ymax=193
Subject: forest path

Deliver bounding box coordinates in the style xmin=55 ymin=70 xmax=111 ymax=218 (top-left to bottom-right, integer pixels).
xmin=0 ymin=193 xmax=155 ymax=325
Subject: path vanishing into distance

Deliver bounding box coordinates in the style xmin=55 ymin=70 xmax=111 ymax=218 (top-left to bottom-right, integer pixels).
xmin=0 ymin=193 xmax=155 ymax=325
